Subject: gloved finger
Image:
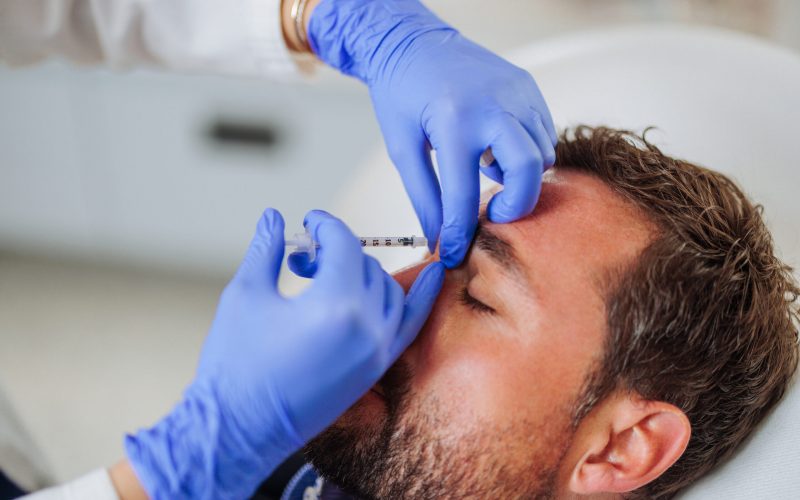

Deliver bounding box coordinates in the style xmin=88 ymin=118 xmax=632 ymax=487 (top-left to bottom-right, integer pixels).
xmin=304 ymin=210 xmax=364 ymax=294
xmin=288 ymin=251 xmax=317 ymax=278
xmin=539 ymin=105 xmax=558 ymax=148
xmin=478 ymin=147 xmax=505 ymax=184
xmin=388 ymin=134 xmax=442 ymax=253
xmin=486 ymin=117 xmax=543 ymax=223
xmin=233 ymin=208 xmax=285 ymax=295
xmin=519 ymin=108 xmax=556 ymax=168
xmin=480 ymin=163 xmax=504 ymax=185
xmin=526 ymin=87 xmax=558 ymax=147
xmin=389 ymin=262 xmax=445 ymax=361
xmin=364 ymin=255 xmax=387 ymax=313
xmin=436 ymin=138 xmax=481 ymax=268
xmin=383 ymin=272 xmax=405 ymax=328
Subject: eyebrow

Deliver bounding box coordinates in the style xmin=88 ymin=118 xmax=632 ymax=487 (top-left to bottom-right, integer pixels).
xmin=472 ymin=220 xmax=525 ymax=281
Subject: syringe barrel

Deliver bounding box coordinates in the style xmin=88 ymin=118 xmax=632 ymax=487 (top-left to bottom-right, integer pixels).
xmin=358 ymin=236 xmax=427 ymax=248
xmin=286 ymin=232 xmax=427 ymax=260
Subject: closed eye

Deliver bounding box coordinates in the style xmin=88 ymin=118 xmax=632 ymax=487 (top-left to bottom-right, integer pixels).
xmin=458 ymin=285 xmax=496 ymax=315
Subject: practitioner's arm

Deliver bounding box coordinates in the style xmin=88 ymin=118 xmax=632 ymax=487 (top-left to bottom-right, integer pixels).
xmin=109 ymin=461 xmax=146 ymax=500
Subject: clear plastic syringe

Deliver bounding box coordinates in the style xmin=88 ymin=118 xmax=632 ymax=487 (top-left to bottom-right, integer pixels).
xmin=286 ymin=231 xmax=427 ymax=261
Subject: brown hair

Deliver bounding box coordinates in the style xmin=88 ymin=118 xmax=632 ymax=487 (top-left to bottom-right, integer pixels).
xmin=558 ymin=126 xmax=800 ymax=498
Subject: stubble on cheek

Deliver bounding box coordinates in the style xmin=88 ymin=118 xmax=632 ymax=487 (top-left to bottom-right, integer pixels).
xmin=317 ymin=391 xmax=390 ymax=457
xmin=306 ymin=384 xmax=577 ymax=499
xmin=304 ymin=353 xmax=582 ymax=500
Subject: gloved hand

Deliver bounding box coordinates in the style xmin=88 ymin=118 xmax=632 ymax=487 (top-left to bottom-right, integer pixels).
xmin=309 ymin=0 xmax=557 ymax=268
xmin=125 ymin=208 xmax=445 ymax=499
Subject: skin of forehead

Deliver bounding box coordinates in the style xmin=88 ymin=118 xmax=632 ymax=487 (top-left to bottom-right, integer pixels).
xmin=411 ymin=168 xmax=655 ymax=352
xmin=479 ymin=169 xmax=654 ymax=285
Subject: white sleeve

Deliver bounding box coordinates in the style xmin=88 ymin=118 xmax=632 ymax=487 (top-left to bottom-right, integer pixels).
xmin=0 ymin=0 xmax=299 ymax=79
xmin=20 ymin=469 xmax=119 ymax=500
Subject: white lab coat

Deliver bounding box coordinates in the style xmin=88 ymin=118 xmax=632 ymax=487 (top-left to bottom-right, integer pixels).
xmin=0 ymin=0 xmax=297 ymax=78
xmin=0 ymin=1 xmax=298 ymax=498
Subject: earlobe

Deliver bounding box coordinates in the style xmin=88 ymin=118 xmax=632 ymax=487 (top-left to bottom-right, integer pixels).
xmin=569 ymin=395 xmax=691 ymax=495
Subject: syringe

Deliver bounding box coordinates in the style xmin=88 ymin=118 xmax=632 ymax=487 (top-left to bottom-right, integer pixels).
xmin=286 ymin=231 xmax=427 ymax=261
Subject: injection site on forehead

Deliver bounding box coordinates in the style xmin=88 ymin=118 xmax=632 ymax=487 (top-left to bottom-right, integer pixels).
xmin=470 ymin=170 xmax=655 ymax=305
xmin=470 ymin=223 xmax=526 ymax=284
xmin=472 ymin=169 xmax=569 ymax=258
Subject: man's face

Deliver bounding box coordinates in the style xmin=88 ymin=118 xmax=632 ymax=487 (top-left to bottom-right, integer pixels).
xmin=305 ymin=170 xmax=653 ymax=498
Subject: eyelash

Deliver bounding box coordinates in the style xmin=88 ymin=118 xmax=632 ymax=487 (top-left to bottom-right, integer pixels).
xmin=458 ymin=286 xmax=496 ymax=315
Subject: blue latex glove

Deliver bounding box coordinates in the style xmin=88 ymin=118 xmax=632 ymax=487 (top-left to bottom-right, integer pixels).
xmin=309 ymin=0 xmax=557 ymax=267
xmin=125 ymin=208 xmax=444 ymax=499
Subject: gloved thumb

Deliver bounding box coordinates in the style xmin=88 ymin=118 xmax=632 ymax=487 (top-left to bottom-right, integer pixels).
xmin=233 ymin=208 xmax=285 ymax=294
xmin=389 ymin=262 xmax=445 ymax=360
xmin=288 ymin=250 xmax=317 ymax=279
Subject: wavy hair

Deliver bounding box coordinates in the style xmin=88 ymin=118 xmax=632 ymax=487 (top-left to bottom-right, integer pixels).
xmin=558 ymin=126 xmax=800 ymax=498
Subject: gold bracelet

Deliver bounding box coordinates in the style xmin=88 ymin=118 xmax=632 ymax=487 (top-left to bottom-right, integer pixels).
xmin=290 ymin=0 xmax=312 ymax=53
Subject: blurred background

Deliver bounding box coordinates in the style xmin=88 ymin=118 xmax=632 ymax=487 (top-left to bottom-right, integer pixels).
xmin=1 ymin=0 xmax=799 ymax=485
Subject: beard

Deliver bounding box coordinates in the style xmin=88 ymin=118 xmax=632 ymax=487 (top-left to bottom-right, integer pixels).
xmin=303 ymin=359 xmax=577 ymax=499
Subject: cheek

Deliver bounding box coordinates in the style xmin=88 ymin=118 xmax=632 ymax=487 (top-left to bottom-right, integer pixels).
xmin=411 ymin=336 xmax=542 ymax=432
xmin=407 ymin=312 xmax=592 ymax=436
xmin=403 ymin=275 xmax=594 ymax=435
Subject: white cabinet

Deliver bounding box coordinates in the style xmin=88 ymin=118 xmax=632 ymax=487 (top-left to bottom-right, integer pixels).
xmin=0 ymin=63 xmax=382 ymax=277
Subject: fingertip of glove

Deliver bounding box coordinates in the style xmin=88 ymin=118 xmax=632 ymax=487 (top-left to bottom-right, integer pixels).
xmin=303 ymin=209 xmax=332 ymax=227
xmin=259 ymin=208 xmax=284 ymax=232
xmin=422 ymin=262 xmax=446 ymax=289
xmin=426 ymin=238 xmax=437 ymax=254
xmin=303 ymin=210 xmax=344 ymax=243
xmin=407 ymin=262 xmax=445 ymax=309
xmin=254 ymin=210 xmax=286 ymax=252
xmin=439 ymin=223 xmax=475 ymax=268
xmin=440 ymin=244 xmax=466 ymax=269
xmin=487 ymin=194 xmax=532 ymax=224
xmin=423 ymin=226 xmax=440 ymax=253
xmin=543 ymin=149 xmax=556 ymax=168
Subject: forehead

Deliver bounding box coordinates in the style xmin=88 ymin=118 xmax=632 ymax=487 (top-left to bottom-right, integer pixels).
xmin=485 ymin=169 xmax=654 ymax=299
xmin=445 ymin=170 xmax=657 ymax=419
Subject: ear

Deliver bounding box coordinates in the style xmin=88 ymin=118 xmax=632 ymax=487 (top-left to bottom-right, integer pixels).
xmin=568 ymin=392 xmax=691 ymax=495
